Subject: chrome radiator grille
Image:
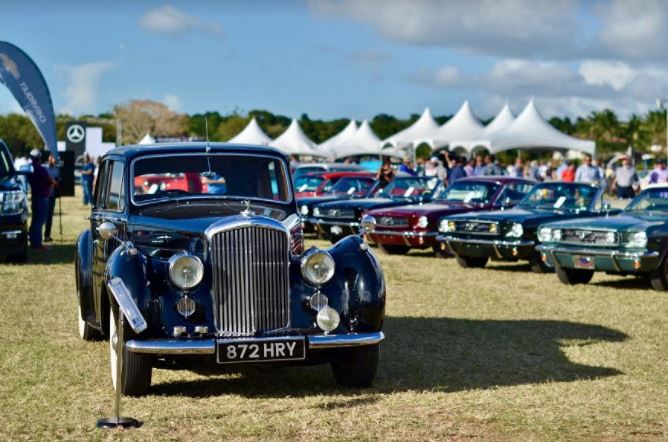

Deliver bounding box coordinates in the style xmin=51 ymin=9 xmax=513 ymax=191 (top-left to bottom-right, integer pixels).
xmin=559 ymin=229 xmax=617 ymax=246
xmin=454 ymin=220 xmax=499 ymax=236
xmin=210 ymin=226 xmax=290 ymax=336
xmin=377 ymin=216 xmax=410 ymax=228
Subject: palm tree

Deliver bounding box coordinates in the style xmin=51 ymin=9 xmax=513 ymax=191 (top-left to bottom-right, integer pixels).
xmin=642 ymin=110 xmax=667 ymax=148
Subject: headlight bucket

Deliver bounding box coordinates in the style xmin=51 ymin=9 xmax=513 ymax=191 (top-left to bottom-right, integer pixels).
xmin=626 ymin=231 xmax=647 ymax=248
xmin=417 ymin=216 xmax=429 ymax=228
xmin=0 ymin=190 xmax=26 ymax=215
xmin=168 ymin=252 xmax=204 ymax=290
xmin=506 ymin=223 xmax=524 ymax=238
xmin=300 ymin=249 xmax=335 ymax=286
xmin=300 ymin=205 xmax=309 ymax=216
xmin=537 ymin=227 xmax=552 ymax=242
xmin=440 ymin=220 xmax=455 ymax=233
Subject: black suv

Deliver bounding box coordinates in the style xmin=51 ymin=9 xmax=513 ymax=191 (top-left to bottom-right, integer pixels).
xmin=0 ymin=140 xmax=28 ymax=262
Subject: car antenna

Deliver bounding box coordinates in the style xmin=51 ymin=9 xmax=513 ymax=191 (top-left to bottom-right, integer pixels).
xmin=203 ymin=115 xmax=215 ymax=178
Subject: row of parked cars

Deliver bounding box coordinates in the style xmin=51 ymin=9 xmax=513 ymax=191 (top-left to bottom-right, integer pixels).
xmin=297 ymin=171 xmax=668 ymax=291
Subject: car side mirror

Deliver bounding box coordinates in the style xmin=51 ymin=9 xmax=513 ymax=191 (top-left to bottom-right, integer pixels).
xmin=360 ymin=215 xmax=376 ymax=235
xmin=97 ymin=222 xmax=118 ymax=240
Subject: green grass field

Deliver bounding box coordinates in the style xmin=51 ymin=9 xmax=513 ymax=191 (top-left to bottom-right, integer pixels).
xmin=1 ymin=194 xmax=666 ymax=440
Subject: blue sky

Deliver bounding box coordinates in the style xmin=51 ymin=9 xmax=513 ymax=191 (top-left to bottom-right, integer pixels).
xmin=1 ymin=0 xmax=667 ymax=120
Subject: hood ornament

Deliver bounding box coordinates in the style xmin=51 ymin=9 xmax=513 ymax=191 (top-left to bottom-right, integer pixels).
xmin=240 ymin=200 xmax=252 ymax=217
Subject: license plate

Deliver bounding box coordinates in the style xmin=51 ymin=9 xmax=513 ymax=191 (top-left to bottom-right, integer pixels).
xmin=574 ymin=255 xmax=594 ymax=269
xmin=216 ymin=337 xmax=305 ymax=364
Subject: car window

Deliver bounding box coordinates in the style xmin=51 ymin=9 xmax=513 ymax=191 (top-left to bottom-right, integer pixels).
xmin=105 ymin=161 xmax=125 ymax=211
xmin=132 ymin=154 xmax=290 ymax=204
xmin=439 ymin=182 xmax=500 ymax=203
xmin=0 ymin=143 xmax=14 ymax=179
xmin=93 ymin=161 xmax=109 ymax=209
xmin=498 ymin=183 xmax=534 ymax=206
xmin=294 ymin=176 xmax=324 ymax=192
xmin=519 ymin=183 xmax=597 ymax=211
xmin=625 ymin=188 xmax=668 ymax=213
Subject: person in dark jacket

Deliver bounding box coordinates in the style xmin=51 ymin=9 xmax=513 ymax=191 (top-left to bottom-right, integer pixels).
xmin=44 ymin=154 xmax=60 ymax=242
xmin=447 ymin=155 xmax=468 ymax=186
xmin=27 ymin=149 xmax=55 ymax=250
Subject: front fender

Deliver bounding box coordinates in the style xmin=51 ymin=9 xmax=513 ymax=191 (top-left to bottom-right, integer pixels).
xmin=324 ymin=235 xmax=386 ymax=332
xmin=75 ymin=230 xmax=94 ymax=316
xmin=104 ymin=246 xmax=151 ymax=321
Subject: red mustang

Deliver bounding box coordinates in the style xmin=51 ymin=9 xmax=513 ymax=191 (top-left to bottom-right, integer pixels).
xmin=366 ymin=176 xmax=535 ymax=255
xmin=294 ymin=171 xmax=374 ymax=198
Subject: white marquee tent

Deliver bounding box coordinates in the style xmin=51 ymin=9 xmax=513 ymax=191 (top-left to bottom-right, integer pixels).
xmin=228 ymin=117 xmax=272 ymax=145
xmin=382 ymin=107 xmax=440 ymax=149
xmin=318 ymin=120 xmax=358 ymax=154
xmin=271 ymin=118 xmax=324 ymax=157
xmin=429 ymin=100 xmax=485 ymax=151
xmin=334 ymin=120 xmax=385 ymax=159
xmin=481 ymin=103 xmax=515 ymax=137
xmin=487 ymin=99 xmax=595 ymax=156
xmin=138 ymin=133 xmax=156 ymax=145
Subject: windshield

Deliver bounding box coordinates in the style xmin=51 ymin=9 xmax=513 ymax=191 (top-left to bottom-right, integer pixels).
xmin=293 ymin=166 xmax=323 ymax=180
xmin=625 ymin=188 xmax=668 ymax=213
xmin=518 ymin=183 xmax=597 ymax=211
xmin=329 ymin=177 xmax=373 ymax=195
xmin=132 ymin=154 xmax=290 ymax=204
xmin=438 ymin=182 xmax=499 ymax=204
xmin=377 ymin=177 xmax=439 ymax=198
xmin=0 ymin=144 xmax=14 ymax=179
xmin=294 ymin=176 xmax=324 ymax=192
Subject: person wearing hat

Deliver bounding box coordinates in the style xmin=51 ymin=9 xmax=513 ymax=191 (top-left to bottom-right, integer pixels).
xmin=398 ymin=156 xmax=416 ymax=176
xmin=649 ymin=159 xmax=668 ymax=184
xmin=27 ymin=149 xmax=56 ymax=250
xmin=611 ymin=156 xmax=638 ymax=199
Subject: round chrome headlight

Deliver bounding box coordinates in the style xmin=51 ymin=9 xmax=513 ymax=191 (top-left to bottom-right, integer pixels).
xmin=316 ymin=306 xmax=340 ymax=333
xmin=506 ymin=223 xmax=524 ymax=238
xmin=300 ymin=249 xmax=335 ymax=286
xmin=627 ymin=231 xmax=647 ymax=248
xmin=168 ymin=252 xmax=204 ymax=290
xmin=300 ymin=205 xmax=309 ymax=216
xmin=440 ymin=219 xmax=454 ymax=233
xmin=605 ymin=231 xmax=617 ymax=245
xmin=417 ymin=216 xmax=429 ymax=228
xmin=537 ymin=227 xmax=552 ymax=243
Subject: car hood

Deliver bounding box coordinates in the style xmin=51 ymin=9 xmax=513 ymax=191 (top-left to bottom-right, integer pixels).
xmin=543 ymin=212 xmax=665 ymax=232
xmin=316 ymin=197 xmax=403 ymax=211
xmin=367 ymin=201 xmax=483 ymax=219
xmin=297 ymin=195 xmax=354 ymax=207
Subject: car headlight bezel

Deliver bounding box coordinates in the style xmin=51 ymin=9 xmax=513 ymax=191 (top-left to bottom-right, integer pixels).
xmin=300 ymin=249 xmax=335 ymax=286
xmin=0 ymin=190 xmax=26 ymax=215
xmin=417 ymin=215 xmax=429 ymax=228
xmin=552 ymin=229 xmax=562 ymax=241
xmin=300 ymin=204 xmax=309 ymax=216
xmin=537 ymin=227 xmax=552 ymax=243
xmin=506 ymin=222 xmax=524 ymax=238
xmin=313 ymin=207 xmax=321 ymax=217
xmin=626 ymin=231 xmax=648 ymax=248
xmin=168 ymin=252 xmax=204 ymax=290
xmin=440 ymin=220 xmax=455 ymax=233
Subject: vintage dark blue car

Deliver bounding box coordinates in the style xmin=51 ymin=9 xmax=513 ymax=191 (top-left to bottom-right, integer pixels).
xmin=537 ymin=184 xmax=668 ymax=290
xmin=0 ymin=139 xmax=28 ymax=262
xmin=437 ymin=182 xmax=606 ymax=272
xmin=311 ymin=175 xmax=442 ymax=243
xmin=75 ymin=143 xmax=385 ymax=396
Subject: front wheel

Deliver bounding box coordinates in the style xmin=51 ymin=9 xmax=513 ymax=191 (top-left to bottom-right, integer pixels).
xmin=109 ymin=306 xmax=152 ymax=397
xmin=331 ymin=344 xmax=379 ymax=388
xmin=555 ymin=266 xmax=594 ymax=285
xmin=378 ymin=244 xmax=410 ymax=255
xmin=455 ymin=255 xmax=488 ymax=268
xmin=649 ymin=256 xmax=668 ymax=291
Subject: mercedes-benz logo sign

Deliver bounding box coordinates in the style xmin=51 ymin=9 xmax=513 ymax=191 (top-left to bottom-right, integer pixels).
xmin=67 ymin=124 xmax=85 ymax=143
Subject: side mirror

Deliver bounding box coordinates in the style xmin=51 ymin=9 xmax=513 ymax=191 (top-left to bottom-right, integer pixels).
xmin=360 ymin=215 xmax=376 ymax=235
xmin=97 ymin=221 xmax=118 ymax=240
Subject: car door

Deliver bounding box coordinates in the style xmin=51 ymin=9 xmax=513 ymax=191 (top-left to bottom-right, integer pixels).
xmin=91 ymin=159 xmax=128 ymax=323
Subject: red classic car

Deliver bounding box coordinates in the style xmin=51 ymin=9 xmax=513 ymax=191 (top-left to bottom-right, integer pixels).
xmin=365 ymin=177 xmax=535 ymax=255
xmin=294 ymin=171 xmax=375 ymax=198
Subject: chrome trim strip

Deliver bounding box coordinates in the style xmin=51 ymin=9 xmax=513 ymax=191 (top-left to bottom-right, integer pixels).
xmin=204 ymin=214 xmax=289 ymax=239
xmin=371 ymin=230 xmax=437 ymax=238
xmin=308 ymin=331 xmax=385 ymax=348
xmin=536 ymin=244 xmax=659 ymax=259
xmin=125 ymin=331 xmax=385 ymax=354
xmin=441 ymin=236 xmax=535 ymax=248
xmin=314 ymin=220 xmax=360 ymax=227
xmin=126 ymin=339 xmax=216 ymax=355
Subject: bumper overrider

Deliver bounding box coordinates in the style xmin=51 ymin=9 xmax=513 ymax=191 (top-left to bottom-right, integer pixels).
xmin=371 ymin=229 xmax=438 ymax=247
xmin=436 ymin=234 xmax=535 ymax=259
xmin=536 ymin=244 xmax=661 ymax=273
xmin=126 ymin=332 xmax=385 ymax=355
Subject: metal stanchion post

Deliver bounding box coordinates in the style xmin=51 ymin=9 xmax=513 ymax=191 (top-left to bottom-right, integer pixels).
xmin=96 ymin=310 xmax=142 ymax=429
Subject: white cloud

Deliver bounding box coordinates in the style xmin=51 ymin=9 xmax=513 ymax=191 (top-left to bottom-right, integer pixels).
xmin=140 ymin=5 xmax=222 ymax=36
xmin=309 ymin=0 xmax=581 ymax=59
xmin=60 ymin=62 xmax=115 ymax=115
xmin=579 ymin=60 xmax=637 ymax=91
xmin=163 ymin=93 xmax=182 ymax=111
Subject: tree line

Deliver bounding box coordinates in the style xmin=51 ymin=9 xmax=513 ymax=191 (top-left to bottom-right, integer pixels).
xmin=0 ymin=99 xmax=665 ymax=160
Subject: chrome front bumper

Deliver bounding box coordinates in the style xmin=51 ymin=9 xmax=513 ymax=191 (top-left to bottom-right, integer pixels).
xmin=313 ymin=219 xmax=360 ymax=227
xmin=373 ymin=229 xmax=437 ymax=238
xmin=126 ymin=331 xmax=385 ymax=355
xmin=437 ymin=234 xmax=535 ymax=259
xmin=536 ymin=244 xmax=660 ymax=272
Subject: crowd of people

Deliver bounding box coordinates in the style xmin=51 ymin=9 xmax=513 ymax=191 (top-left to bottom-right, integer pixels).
xmin=376 ymin=152 xmax=668 ymax=200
